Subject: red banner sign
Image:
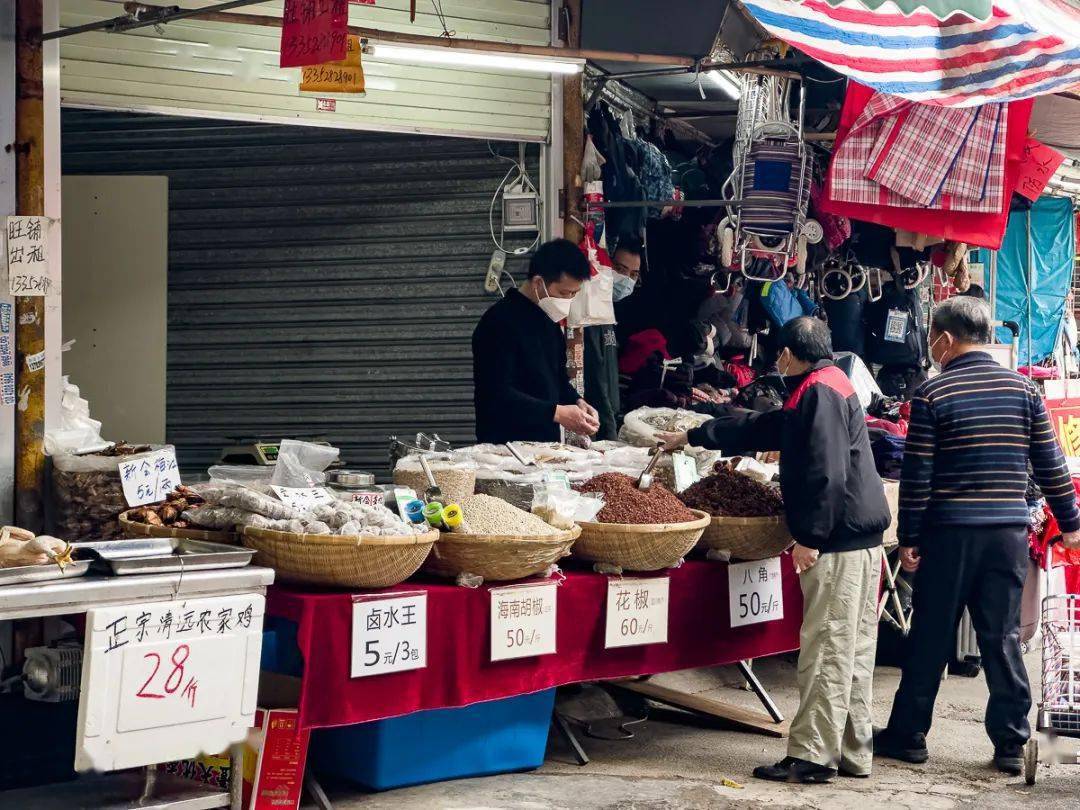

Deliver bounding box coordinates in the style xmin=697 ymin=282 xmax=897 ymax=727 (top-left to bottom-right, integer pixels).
xmin=280 ymin=0 xmax=348 ymax=68
xmin=1045 ymin=398 xmax=1080 ymax=457
xmin=1016 ymin=138 xmax=1066 ymax=202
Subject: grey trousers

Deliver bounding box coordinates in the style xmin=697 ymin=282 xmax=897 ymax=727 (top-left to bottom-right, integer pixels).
xmin=787 ymin=545 xmax=883 ymax=774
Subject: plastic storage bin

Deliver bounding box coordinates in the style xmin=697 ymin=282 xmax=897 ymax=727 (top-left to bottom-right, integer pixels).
xmin=309 ymin=689 xmax=555 ymax=791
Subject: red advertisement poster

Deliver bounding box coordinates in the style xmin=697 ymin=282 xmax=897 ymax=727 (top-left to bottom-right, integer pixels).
xmin=1045 ymin=398 xmax=1080 ymax=457
xmin=245 ymin=709 xmax=311 ymax=810
xmin=280 ymin=0 xmax=348 ymax=68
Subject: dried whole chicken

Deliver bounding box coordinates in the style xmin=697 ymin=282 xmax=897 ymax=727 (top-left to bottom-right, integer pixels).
xmin=0 ymin=526 xmax=73 ymax=570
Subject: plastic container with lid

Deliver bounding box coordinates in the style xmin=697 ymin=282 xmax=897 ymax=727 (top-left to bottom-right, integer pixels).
xmin=327 ymin=470 xmax=388 ymax=507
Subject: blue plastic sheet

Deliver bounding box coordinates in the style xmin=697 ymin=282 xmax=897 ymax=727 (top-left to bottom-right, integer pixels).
xmin=993 ymin=197 xmax=1075 ymax=365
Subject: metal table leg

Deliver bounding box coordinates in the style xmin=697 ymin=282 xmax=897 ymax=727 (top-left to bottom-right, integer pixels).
xmin=737 ymin=660 xmax=784 ymax=724
xmin=552 ymin=711 xmax=590 ymax=766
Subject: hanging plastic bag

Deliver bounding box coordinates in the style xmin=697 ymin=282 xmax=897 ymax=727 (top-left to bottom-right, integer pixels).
xmin=568 ymin=222 xmax=616 ymax=327
xmin=581 ymin=134 xmax=605 ymax=183
xmin=269 ymin=439 xmax=340 ymax=489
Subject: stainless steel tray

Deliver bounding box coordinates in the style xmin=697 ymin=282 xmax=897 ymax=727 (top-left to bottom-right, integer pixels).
xmin=0 ymin=559 xmax=91 ymax=587
xmin=74 ymin=538 xmax=255 ymax=576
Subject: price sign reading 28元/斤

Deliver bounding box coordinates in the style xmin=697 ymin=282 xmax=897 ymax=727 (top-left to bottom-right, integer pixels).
xmin=76 ymin=594 xmax=265 ymax=773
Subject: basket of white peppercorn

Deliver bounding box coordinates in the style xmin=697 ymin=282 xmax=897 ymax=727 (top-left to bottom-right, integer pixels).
xmin=423 ymin=494 xmax=579 ymax=583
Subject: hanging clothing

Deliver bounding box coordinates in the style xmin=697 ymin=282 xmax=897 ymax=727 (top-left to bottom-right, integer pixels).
xmin=583 ymin=324 xmax=620 ymax=441
xmin=823 ymin=288 xmax=869 ymax=357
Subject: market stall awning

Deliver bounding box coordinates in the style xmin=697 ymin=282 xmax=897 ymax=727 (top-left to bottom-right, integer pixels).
xmin=742 ymin=0 xmax=1080 ymax=106
xmin=798 ymin=0 xmax=994 ymax=22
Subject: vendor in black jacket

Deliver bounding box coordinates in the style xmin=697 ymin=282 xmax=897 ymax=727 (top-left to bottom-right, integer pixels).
xmin=661 ymin=317 xmax=890 ymax=785
xmin=472 ymin=239 xmax=600 ymax=444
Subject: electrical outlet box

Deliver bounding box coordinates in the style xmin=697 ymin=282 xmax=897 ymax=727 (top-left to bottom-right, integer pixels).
xmin=485 ymin=250 xmax=506 ymax=293
xmin=502 ymin=191 xmax=540 ymax=232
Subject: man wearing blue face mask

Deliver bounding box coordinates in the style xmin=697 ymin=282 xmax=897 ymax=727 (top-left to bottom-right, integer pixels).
xmin=584 ymin=236 xmax=643 ymax=439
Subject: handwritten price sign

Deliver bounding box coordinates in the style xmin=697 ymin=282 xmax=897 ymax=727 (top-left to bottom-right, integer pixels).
xmin=118 ymin=447 xmax=181 ymax=507
xmin=728 ymin=557 xmax=784 ymax=628
xmin=351 ymin=592 xmax=427 ymax=677
xmin=490 ymin=581 xmax=557 ymax=662
xmin=604 ymin=576 xmax=669 ymax=649
xmin=77 ymin=595 xmax=264 ymax=772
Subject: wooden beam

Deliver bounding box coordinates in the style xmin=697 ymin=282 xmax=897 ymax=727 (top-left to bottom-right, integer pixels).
xmin=127 ymin=3 xmax=695 ymax=67
xmin=561 ymin=0 xmax=585 ymax=401
xmin=15 ymin=0 xmax=45 ymax=533
xmin=617 ymin=680 xmax=791 ymax=739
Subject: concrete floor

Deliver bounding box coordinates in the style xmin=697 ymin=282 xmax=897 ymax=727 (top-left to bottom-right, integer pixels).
xmin=315 ymin=651 xmax=1080 ymax=809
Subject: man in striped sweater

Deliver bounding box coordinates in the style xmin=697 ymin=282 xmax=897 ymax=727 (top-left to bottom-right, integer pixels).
xmin=875 ymin=297 xmax=1080 ymax=776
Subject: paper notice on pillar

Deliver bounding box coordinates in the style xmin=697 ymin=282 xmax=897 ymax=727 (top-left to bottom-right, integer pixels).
xmin=6 ymin=216 xmax=56 ymax=297
xmin=300 ymin=34 xmax=365 ymax=94
xmin=0 ymin=304 xmax=13 ymax=406
xmin=279 ymin=0 xmax=348 ymax=68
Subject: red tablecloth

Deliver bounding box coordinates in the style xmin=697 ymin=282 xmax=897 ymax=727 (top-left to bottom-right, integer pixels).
xmin=267 ymin=558 xmax=803 ymax=730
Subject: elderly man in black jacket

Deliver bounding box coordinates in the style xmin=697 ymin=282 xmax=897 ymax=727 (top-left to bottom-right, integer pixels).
xmin=661 ymin=317 xmax=891 ymax=784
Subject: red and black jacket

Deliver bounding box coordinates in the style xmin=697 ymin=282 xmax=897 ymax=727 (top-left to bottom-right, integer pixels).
xmin=687 ymin=360 xmax=890 ymax=554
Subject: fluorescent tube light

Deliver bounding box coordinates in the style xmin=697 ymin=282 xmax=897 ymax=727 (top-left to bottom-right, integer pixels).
xmin=707 ymin=69 xmax=742 ymax=100
xmin=370 ymin=43 xmax=584 ymax=75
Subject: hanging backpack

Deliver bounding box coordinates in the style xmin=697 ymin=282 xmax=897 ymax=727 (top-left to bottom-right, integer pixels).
xmin=865 ymin=282 xmax=926 ymax=367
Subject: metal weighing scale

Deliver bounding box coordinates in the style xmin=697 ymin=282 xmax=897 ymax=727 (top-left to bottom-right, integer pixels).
xmin=219 ymin=436 xmax=338 ymax=466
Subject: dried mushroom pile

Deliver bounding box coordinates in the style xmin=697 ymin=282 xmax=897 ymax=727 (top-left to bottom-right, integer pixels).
xmin=575 ymin=473 xmax=697 ymax=525
xmin=52 ymin=442 xmax=153 ymax=541
xmin=680 ymin=465 xmax=784 ymax=518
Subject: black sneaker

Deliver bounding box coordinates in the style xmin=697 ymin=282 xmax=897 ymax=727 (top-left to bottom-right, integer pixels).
xmin=837 ymin=766 xmax=871 ymax=778
xmin=753 ymin=756 xmax=837 ymax=784
xmin=993 ymin=745 xmax=1023 ymax=776
xmin=873 ymin=728 xmax=929 ymax=764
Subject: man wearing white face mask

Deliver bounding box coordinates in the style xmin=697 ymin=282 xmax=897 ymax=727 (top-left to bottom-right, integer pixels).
xmin=584 ymin=236 xmax=643 ymax=439
xmin=472 ymin=239 xmax=600 ymax=444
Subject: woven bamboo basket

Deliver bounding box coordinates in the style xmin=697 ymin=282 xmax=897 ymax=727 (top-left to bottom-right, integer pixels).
xmin=573 ymin=510 xmax=711 ymax=572
xmin=697 ymin=514 xmax=793 ymax=561
xmin=423 ymin=526 xmax=580 ymax=582
xmin=242 ymin=527 xmax=438 ymax=588
xmin=120 ymin=510 xmax=238 ymax=545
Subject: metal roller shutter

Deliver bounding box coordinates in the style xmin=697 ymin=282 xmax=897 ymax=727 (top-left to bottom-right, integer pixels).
xmin=62 ymin=109 xmax=540 ymax=476
xmin=60 ymin=0 xmax=553 ymax=143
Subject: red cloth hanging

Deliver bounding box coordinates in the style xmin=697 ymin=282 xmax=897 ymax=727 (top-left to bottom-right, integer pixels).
xmin=821 ymin=82 xmax=1034 ymax=250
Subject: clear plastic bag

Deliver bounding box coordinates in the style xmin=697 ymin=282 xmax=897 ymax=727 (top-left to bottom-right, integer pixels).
xmin=269 ymin=440 xmax=340 ymax=489
xmin=531 ymin=487 xmax=605 ymax=529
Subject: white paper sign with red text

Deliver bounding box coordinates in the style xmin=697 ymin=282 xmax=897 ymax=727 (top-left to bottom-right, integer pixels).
xmin=76 ymin=594 xmax=264 ymax=772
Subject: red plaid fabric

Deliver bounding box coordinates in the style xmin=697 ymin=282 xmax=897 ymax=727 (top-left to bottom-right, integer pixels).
xmin=941 ymin=104 xmax=1006 ymax=212
xmin=829 ymin=89 xmax=1009 ymax=212
xmin=829 ymin=92 xmax=909 ymax=206
xmin=867 ymin=105 xmax=978 ymax=206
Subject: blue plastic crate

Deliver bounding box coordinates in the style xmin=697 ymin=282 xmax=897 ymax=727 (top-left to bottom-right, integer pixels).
xmin=309 ymin=689 xmax=555 ymax=791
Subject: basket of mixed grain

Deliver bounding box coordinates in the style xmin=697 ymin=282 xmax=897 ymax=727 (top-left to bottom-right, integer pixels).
xmin=423 ymin=494 xmax=578 ymax=583
xmin=572 ymin=473 xmax=710 ymax=572
xmin=680 ymin=465 xmax=793 ymax=561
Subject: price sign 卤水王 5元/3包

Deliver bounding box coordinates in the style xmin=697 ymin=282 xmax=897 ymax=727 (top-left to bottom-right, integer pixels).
xmin=351 ymin=592 xmax=427 ymax=678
